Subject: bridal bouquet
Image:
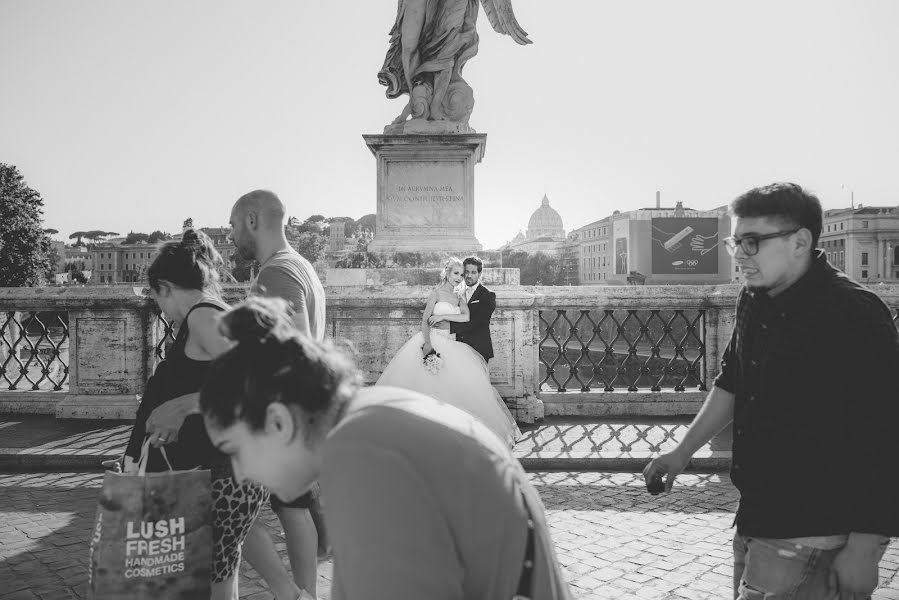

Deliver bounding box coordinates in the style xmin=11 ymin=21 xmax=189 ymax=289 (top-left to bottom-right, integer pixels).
xmin=423 ymin=349 xmax=443 ymax=375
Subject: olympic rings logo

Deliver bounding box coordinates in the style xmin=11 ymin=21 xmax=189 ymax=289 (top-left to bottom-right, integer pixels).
xmin=686 ymin=260 xmax=699 ymax=267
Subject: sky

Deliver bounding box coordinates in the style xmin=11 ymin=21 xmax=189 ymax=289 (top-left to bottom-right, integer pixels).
xmin=2 ymin=0 xmax=898 ymax=249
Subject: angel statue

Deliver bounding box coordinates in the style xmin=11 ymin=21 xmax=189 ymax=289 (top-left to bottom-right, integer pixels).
xmin=378 ymin=0 xmax=531 ymax=134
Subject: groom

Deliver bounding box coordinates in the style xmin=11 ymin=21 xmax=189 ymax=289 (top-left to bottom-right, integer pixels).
xmin=450 ymin=256 xmax=496 ymax=363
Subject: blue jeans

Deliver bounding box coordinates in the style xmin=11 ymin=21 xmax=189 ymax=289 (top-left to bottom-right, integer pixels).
xmin=732 ymin=533 xmax=885 ymax=599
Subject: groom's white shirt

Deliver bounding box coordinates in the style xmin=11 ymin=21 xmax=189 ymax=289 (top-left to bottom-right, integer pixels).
xmin=464 ymin=282 xmax=480 ymax=302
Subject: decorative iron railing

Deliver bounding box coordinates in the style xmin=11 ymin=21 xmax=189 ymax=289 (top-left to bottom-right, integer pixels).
xmin=1 ymin=287 xmax=897 ymax=405
xmin=538 ymin=308 xmax=707 ymax=393
xmin=155 ymin=313 xmax=178 ymax=362
xmin=0 ymin=311 xmax=69 ymax=391
xmin=516 ymin=421 xmax=693 ymax=454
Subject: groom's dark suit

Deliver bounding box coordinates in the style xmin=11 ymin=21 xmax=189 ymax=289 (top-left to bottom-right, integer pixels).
xmin=451 ymin=283 xmax=495 ymax=362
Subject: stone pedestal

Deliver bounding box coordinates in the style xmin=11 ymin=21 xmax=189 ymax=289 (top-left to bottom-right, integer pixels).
xmin=55 ymin=304 xmax=153 ymax=419
xmin=363 ymin=134 xmax=486 ymax=254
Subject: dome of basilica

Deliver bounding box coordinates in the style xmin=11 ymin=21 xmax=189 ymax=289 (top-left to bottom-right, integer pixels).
xmin=527 ymin=195 xmax=565 ymax=240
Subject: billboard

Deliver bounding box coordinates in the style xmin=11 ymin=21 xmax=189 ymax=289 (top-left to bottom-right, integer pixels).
xmin=651 ymin=217 xmax=719 ymax=275
xmin=614 ymin=237 xmax=628 ymax=275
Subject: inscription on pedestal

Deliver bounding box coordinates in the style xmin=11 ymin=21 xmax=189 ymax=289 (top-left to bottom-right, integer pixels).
xmin=364 ymin=134 xmax=486 ymax=253
xmin=384 ymin=161 xmax=466 ymax=229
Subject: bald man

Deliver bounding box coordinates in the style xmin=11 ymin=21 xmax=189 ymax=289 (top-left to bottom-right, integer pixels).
xmin=229 ymin=189 xmax=327 ymax=600
xmin=229 ymin=190 xmax=325 ymax=338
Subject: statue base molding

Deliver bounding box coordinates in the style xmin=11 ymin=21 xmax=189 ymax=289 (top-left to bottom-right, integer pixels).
xmin=363 ymin=134 xmax=486 ymax=255
xmin=383 ymin=118 xmax=475 ymax=136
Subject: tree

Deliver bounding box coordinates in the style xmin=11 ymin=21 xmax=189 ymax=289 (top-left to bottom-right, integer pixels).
xmin=357 ymin=213 xmax=376 ymax=236
xmin=85 ymin=230 xmax=118 ymax=242
xmin=501 ymin=250 xmax=561 ymax=285
xmin=69 ymin=230 xmax=118 ymax=247
xmin=334 ymin=233 xmax=385 ymax=268
xmin=295 ymin=232 xmax=328 ymax=263
xmin=284 ymin=220 xmax=302 ymax=244
xmin=65 ymin=259 xmax=86 ymax=272
xmin=0 ymin=163 xmax=53 ymax=287
xmin=44 ymin=228 xmax=59 ymax=236
xmin=283 ymin=214 xmax=322 ymax=235
xmin=147 ymin=230 xmax=171 ymax=244
xmin=392 ymin=252 xmax=423 ymax=267
xmin=45 ymin=244 xmax=62 ymax=281
xmin=527 ymin=251 xmax=562 ymax=285
xmin=501 ymin=249 xmax=528 ymax=274
xmin=70 ymin=269 xmax=88 ymax=284
xmin=334 ymin=251 xmax=385 ymax=269
xmin=133 ymin=263 xmax=149 ymax=282
xmin=122 ymin=231 xmax=150 ymax=245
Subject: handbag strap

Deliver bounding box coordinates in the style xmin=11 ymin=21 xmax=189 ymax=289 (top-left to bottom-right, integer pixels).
xmin=137 ymin=438 xmax=173 ymax=476
xmin=512 ymin=488 xmax=536 ymax=600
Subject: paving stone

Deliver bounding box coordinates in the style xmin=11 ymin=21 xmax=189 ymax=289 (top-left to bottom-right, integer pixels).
xmin=2 ymin=470 xmax=898 ymax=599
xmin=0 ymin=591 xmax=39 ymax=600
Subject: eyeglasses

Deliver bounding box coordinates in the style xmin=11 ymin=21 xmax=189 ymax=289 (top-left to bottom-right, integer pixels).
xmin=723 ymin=229 xmax=800 ymax=256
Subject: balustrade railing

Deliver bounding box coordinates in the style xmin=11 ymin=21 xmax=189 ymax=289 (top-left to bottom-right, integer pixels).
xmin=516 ymin=421 xmax=692 ymax=454
xmin=539 ymin=308 xmax=707 ymax=393
xmin=1 ymin=286 xmax=898 ymax=425
xmin=155 ymin=313 xmax=178 ymax=361
xmin=0 ymin=311 xmax=70 ymax=391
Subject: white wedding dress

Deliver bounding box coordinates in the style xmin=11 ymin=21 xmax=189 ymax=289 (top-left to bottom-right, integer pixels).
xmin=376 ymin=301 xmax=521 ymax=447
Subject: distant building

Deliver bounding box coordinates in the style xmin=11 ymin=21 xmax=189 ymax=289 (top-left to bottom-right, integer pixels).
xmin=90 ymin=221 xmax=238 ymax=284
xmin=174 ymin=221 xmax=238 ymax=270
xmin=92 ymin=243 xmax=158 ymax=284
xmin=570 ymin=217 xmax=612 ymax=284
xmin=64 ymin=246 xmax=94 ymax=271
xmin=570 ymin=200 xmax=732 ymax=285
xmin=820 ymin=204 xmax=899 ymax=282
xmin=501 ymin=195 xmax=567 ymax=255
xmin=329 ymin=221 xmax=347 ymax=252
xmin=557 ymin=231 xmax=581 ymax=285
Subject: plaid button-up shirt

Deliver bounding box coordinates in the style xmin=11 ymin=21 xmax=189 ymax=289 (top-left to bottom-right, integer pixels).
xmin=714 ymin=250 xmax=899 ymax=538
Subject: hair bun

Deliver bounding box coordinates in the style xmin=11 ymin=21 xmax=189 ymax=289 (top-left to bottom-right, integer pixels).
xmin=220 ymin=296 xmax=296 ymax=345
xmin=181 ymin=228 xmax=224 ymax=267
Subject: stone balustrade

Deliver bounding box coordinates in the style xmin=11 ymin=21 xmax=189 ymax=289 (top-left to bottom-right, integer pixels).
xmin=2 ymin=283 xmax=898 ymax=423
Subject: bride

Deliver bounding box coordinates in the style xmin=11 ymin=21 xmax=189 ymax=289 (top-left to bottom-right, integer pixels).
xmin=377 ymin=257 xmax=521 ymax=447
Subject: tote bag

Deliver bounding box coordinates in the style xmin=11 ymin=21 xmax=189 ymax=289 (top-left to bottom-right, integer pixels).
xmin=87 ymin=440 xmax=212 ymax=599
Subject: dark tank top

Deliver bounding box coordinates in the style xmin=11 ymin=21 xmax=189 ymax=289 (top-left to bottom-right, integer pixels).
xmin=125 ymin=299 xmax=230 ymax=477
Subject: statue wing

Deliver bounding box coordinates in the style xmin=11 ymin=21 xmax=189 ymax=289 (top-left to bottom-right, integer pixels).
xmin=480 ymin=0 xmax=532 ymax=45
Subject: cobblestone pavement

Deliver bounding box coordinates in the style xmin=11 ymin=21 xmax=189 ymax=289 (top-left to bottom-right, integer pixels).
xmin=1 ymin=471 xmax=898 ymax=600
xmin=0 ymin=416 xmax=731 ymax=468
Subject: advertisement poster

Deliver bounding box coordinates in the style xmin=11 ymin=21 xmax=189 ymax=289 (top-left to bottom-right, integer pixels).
xmin=651 ymin=218 xmax=719 ymax=275
xmin=615 ymin=237 xmax=628 ymax=275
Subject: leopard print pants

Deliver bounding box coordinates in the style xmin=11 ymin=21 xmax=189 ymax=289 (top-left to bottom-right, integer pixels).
xmin=211 ymin=476 xmax=269 ymax=583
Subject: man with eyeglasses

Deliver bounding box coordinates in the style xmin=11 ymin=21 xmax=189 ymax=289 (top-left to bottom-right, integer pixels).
xmin=644 ymin=182 xmax=899 ymax=599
